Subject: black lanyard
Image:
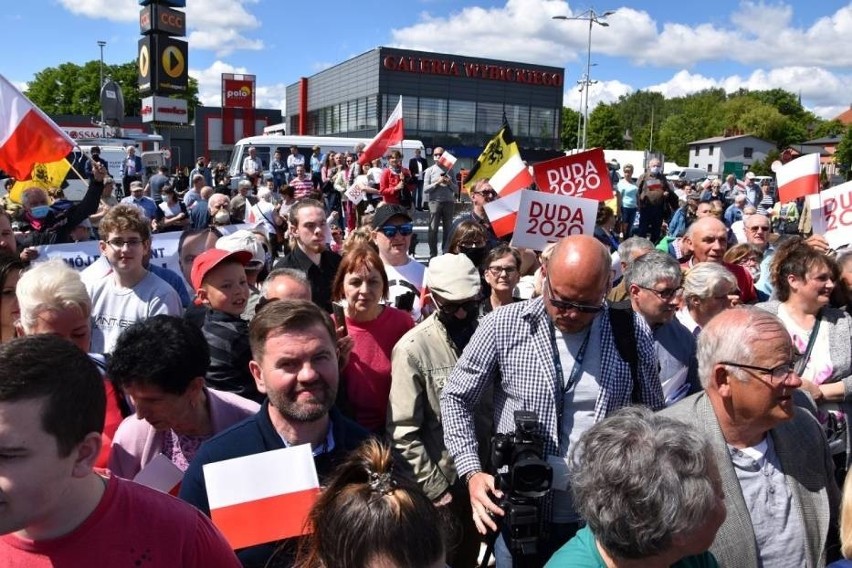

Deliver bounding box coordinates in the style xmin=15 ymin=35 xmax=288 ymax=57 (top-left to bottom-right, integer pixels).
xmin=550 ymin=322 xmax=592 ymax=398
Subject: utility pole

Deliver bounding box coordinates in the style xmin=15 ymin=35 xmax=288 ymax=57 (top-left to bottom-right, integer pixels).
xmin=98 ymin=40 xmax=106 ymax=138
xmin=553 ymin=9 xmax=615 ymax=151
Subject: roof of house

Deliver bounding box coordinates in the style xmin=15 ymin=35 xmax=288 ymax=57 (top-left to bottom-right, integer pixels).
xmin=834 ymin=106 xmax=852 ymax=125
xmin=802 ymin=135 xmax=842 ymax=145
xmin=687 ymin=134 xmax=772 ymax=146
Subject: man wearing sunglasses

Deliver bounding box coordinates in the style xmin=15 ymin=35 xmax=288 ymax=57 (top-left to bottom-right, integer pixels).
xmin=744 ymin=213 xmax=775 ymax=297
xmin=423 ymin=147 xmax=458 ymax=258
xmin=442 ymin=235 xmax=664 ymax=566
xmin=371 ymin=205 xmax=425 ymax=321
xmin=448 ymin=178 xmax=502 ymax=252
xmin=388 ymin=253 xmax=486 ymax=567
xmin=622 ymin=250 xmax=700 ymax=405
xmin=661 ymin=307 xmax=839 ymax=568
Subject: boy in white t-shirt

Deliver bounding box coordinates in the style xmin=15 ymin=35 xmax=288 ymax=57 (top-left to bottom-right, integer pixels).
xmin=87 ymin=205 xmax=182 ymax=353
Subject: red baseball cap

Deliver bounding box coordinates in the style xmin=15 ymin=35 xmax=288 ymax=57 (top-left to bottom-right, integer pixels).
xmin=191 ymin=248 xmax=253 ymax=290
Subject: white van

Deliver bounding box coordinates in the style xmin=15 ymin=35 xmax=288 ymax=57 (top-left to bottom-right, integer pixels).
xmin=227 ymin=134 xmax=425 ymax=189
xmin=666 ymin=167 xmax=708 ymax=183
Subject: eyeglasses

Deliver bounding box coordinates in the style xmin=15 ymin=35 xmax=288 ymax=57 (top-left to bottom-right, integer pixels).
xmin=474 ymin=190 xmax=496 ymax=198
xmin=719 ymin=361 xmax=795 ymax=385
xmin=487 ymin=265 xmax=518 ymax=276
xmin=544 ymin=278 xmax=605 ymax=314
xmin=105 ymin=238 xmax=144 ymax=250
xmin=747 ymin=225 xmax=770 ymax=232
xmin=434 ymin=297 xmax=479 ymax=315
xmin=379 ymin=223 xmax=414 ymax=238
xmin=636 ymin=284 xmax=683 ymax=301
xmin=433 ymin=153 xmax=442 ymax=158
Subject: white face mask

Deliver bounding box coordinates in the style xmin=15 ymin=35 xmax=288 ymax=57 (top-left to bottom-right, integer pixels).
xmin=747 ymin=266 xmax=761 ymax=281
xmin=213 ymin=210 xmax=231 ymax=224
xmin=650 ymin=166 xmax=661 ymax=175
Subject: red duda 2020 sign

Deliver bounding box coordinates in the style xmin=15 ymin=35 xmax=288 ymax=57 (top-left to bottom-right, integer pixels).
xmin=533 ymin=148 xmax=614 ymax=202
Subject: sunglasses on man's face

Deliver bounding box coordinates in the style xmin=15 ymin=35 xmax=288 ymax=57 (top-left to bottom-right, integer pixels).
xmin=435 ymin=298 xmax=479 ymax=315
xmin=379 ymin=223 xmax=414 ymax=238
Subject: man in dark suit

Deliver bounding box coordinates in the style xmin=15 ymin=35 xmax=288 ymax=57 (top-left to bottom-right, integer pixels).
xmin=408 ymin=148 xmax=428 ymax=211
xmin=84 ymin=146 xmax=109 ymax=179
xmin=661 ymin=307 xmax=839 ymax=567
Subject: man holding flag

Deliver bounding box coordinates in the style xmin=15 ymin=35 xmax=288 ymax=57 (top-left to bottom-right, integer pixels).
xmin=424 ymin=147 xmax=458 ymax=258
xmin=0 ymin=74 xmax=108 ymax=247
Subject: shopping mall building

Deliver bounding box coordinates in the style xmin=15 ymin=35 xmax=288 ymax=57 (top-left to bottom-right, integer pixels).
xmin=284 ymin=46 xmax=566 ymax=164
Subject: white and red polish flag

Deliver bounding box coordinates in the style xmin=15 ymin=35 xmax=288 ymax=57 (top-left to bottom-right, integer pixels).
xmin=204 ymin=444 xmax=320 ymax=550
xmin=484 ymin=190 xmax=524 ymax=237
xmin=358 ymin=96 xmax=404 ymax=166
xmin=777 ymin=153 xmax=821 ymax=203
xmin=0 ymin=74 xmax=75 ymax=180
xmin=437 ymin=150 xmax=457 ymax=171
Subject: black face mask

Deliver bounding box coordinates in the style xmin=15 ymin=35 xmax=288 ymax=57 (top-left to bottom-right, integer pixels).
xmin=459 ymin=245 xmax=486 ymax=268
xmin=437 ymin=303 xmax=478 ymax=329
xmin=438 ymin=307 xmax=478 ymax=348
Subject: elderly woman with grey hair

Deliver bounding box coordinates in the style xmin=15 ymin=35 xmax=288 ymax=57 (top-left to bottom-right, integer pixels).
xmin=676 ymin=262 xmax=740 ymax=336
xmin=546 ymin=406 xmax=725 ymax=567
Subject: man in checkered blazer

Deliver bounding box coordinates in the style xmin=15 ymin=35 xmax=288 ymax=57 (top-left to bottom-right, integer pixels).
xmin=441 ymin=234 xmax=665 ymax=567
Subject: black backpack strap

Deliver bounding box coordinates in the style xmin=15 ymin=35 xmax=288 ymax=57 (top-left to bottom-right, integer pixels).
xmin=608 ymin=303 xmax=640 ymax=403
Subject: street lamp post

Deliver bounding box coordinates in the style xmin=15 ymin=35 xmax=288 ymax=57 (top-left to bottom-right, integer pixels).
xmin=97 ymin=40 xmax=106 ymax=138
xmin=553 ymin=9 xmax=615 ymax=151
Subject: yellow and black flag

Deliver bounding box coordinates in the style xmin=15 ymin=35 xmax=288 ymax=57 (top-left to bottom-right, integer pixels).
xmin=464 ymin=118 xmax=533 ymax=197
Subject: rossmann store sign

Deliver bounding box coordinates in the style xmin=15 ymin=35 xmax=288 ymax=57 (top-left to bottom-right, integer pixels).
xmin=382 ymin=55 xmax=563 ymax=87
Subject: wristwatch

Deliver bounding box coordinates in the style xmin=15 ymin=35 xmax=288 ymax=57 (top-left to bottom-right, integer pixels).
xmin=463 ymin=471 xmax=480 ymax=485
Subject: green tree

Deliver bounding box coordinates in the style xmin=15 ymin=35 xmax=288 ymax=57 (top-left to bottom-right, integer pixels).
xmin=612 ymin=90 xmax=668 ymax=152
xmin=561 ymin=107 xmax=581 ymax=150
xmin=654 ymin=92 xmax=726 ymax=165
xmin=586 ymin=103 xmax=624 ymax=149
xmin=835 ymin=126 xmax=852 ymax=180
xmin=813 ymin=119 xmax=846 ymax=138
xmin=746 ymin=88 xmax=805 ymax=118
xmin=25 ymin=59 xmax=200 ymax=122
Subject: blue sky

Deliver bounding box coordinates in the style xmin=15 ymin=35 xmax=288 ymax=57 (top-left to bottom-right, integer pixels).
xmin=4 ymin=0 xmax=851 ymax=119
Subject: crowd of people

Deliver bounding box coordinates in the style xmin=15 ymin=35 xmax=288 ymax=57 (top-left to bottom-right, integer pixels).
xmin=1 ymin=147 xmax=852 ymax=568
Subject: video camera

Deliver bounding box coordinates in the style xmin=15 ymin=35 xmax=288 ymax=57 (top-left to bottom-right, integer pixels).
xmin=492 ymin=410 xmax=553 ymax=559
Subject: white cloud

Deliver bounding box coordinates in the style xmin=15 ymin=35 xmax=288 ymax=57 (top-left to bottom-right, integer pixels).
xmin=57 ymin=0 xmax=263 ymax=55
xmin=188 ymin=30 xmax=263 ymax=57
xmin=56 ymin=0 xmax=136 ymax=22
xmin=190 ymin=61 xmax=286 ymax=112
xmin=390 ymin=1 xmax=851 ymax=121
xmin=563 ymin=79 xmax=632 ymax=111
xmin=392 ymin=0 xmax=852 ymax=70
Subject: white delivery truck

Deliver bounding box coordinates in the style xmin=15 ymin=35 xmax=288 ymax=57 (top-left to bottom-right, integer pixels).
xmin=227 ymin=134 xmax=425 ymax=190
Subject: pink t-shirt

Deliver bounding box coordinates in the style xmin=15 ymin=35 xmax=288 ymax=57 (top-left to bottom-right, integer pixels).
xmin=0 ymin=476 xmax=240 ymax=567
xmin=342 ymin=306 xmax=414 ymax=432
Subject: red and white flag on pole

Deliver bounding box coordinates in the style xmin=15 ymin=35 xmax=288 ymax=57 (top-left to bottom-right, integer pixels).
xmin=204 ymin=444 xmax=320 ymax=550
xmin=776 ymin=153 xmax=820 ymax=203
xmin=0 ymin=74 xmax=75 ymax=180
xmin=358 ymin=96 xmax=404 ymax=166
